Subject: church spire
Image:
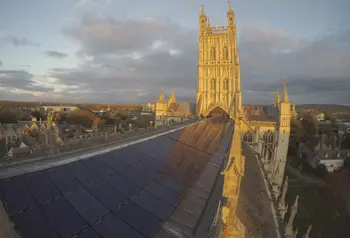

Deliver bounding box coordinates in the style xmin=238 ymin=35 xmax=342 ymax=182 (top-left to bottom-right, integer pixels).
xmin=157 ymin=88 xmax=165 ymax=103
xmin=275 ymin=87 xmax=280 ymax=108
xmin=228 ymin=0 xmax=233 ymax=13
xmin=292 ymin=99 xmax=296 ymax=112
xmin=201 ymin=4 xmax=205 ymax=16
xmin=283 ymin=80 xmax=289 ymax=103
xmin=171 ymin=88 xmax=176 ymax=102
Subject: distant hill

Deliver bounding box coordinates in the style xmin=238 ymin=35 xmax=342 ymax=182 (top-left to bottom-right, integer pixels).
xmin=297 ymin=104 xmax=350 ymax=110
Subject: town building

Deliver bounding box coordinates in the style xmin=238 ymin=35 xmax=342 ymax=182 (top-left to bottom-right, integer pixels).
xmin=155 ymin=89 xmax=192 ymax=128
xmin=42 ymin=105 xmax=78 ymax=113
xmin=298 ymin=133 xmax=350 ymax=172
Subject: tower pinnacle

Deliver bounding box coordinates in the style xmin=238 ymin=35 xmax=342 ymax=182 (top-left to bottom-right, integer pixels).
xmin=157 ymin=88 xmax=165 ymax=103
xmin=275 ymin=87 xmax=280 ymax=108
xmin=228 ymin=0 xmax=232 ymax=12
xmin=283 ymin=80 xmax=289 ymax=103
xmin=171 ymin=88 xmax=176 ymax=102
xmin=201 ymin=4 xmax=205 ymax=16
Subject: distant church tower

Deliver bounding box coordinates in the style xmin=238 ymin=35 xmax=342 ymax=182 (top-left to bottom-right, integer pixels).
xmin=155 ymin=88 xmax=167 ymax=120
xmin=196 ymin=1 xmax=242 ymax=118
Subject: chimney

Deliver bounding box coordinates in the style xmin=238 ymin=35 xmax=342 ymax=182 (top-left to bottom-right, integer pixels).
xmin=320 ymin=133 xmax=326 ymax=150
xmin=333 ymin=136 xmax=337 ymax=150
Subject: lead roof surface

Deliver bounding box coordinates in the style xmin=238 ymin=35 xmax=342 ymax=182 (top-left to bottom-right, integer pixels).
xmin=0 ymin=119 xmax=228 ymax=238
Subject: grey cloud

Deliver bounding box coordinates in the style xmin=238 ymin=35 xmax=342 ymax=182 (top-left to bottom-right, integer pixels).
xmin=0 ymin=70 xmax=52 ymax=92
xmin=11 ymin=36 xmax=40 ymax=47
xmin=46 ymin=50 xmax=68 ymax=59
xmin=240 ymin=28 xmax=350 ymax=104
xmin=63 ymin=12 xmax=188 ymax=55
xmin=51 ymin=13 xmax=350 ymax=104
xmin=53 ymin=12 xmax=198 ymax=103
xmin=0 ymin=60 xmax=2 ymax=67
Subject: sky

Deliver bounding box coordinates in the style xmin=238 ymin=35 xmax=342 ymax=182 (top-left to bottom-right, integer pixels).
xmin=0 ymin=0 xmax=349 ymax=105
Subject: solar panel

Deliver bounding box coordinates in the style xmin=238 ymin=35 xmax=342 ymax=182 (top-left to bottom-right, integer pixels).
xmin=11 ymin=206 xmax=59 ymax=238
xmin=103 ymin=173 xmax=142 ymax=199
xmin=41 ymin=197 xmax=88 ymax=238
xmin=70 ymin=162 xmax=100 ymax=185
xmin=65 ymin=188 xmax=109 ymax=225
xmin=86 ymin=179 xmax=127 ymax=211
xmin=47 ymin=165 xmax=82 ymax=194
xmin=114 ymin=202 xmax=162 ymax=237
xmin=83 ymin=158 xmax=115 ymax=178
xmin=93 ymin=213 xmax=144 ymax=238
xmin=101 ymin=156 xmax=128 ymax=172
xmin=132 ymin=190 xmax=174 ymax=220
xmin=117 ymin=166 xmax=154 ymax=188
xmin=145 ymin=182 xmax=182 ymax=207
xmin=0 ymin=178 xmax=36 ymax=213
xmin=74 ymin=227 xmax=101 ymax=238
xmin=25 ymin=173 xmax=61 ymax=204
xmin=158 ymin=175 xmax=186 ymax=194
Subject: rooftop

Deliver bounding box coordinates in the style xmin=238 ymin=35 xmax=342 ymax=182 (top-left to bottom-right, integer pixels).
xmin=0 ymin=118 xmax=233 ymax=238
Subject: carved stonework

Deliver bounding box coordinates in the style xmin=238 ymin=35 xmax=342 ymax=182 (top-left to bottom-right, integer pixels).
xmin=285 ymin=195 xmax=299 ymax=238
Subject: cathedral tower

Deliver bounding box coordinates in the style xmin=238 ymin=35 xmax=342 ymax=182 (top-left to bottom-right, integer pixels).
xmin=196 ymin=1 xmax=241 ymax=118
xmin=271 ymin=81 xmax=291 ymax=190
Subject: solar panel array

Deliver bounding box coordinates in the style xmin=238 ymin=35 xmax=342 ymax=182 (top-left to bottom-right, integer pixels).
xmin=0 ymin=130 xmax=214 ymax=238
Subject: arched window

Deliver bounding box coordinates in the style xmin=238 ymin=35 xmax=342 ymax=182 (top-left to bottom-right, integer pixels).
xmin=263 ymin=130 xmax=273 ymax=144
xmin=243 ymin=131 xmax=253 ymax=143
xmin=211 ymin=47 xmax=216 ymax=61
xmin=223 ymin=46 xmax=229 ymax=60
xmin=336 ymin=152 xmax=340 ymax=158
xmin=324 ymin=152 xmax=329 ymax=158
xmin=223 ymin=79 xmax=229 ymax=91
xmin=210 ymin=79 xmax=216 ymax=91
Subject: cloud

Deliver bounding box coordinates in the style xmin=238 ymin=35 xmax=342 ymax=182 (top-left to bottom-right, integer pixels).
xmin=239 ymin=27 xmax=350 ymax=104
xmin=10 ymin=36 xmax=40 ymax=47
xmin=0 ymin=60 xmax=2 ymax=67
xmin=46 ymin=50 xmax=68 ymax=59
xmin=0 ymin=70 xmax=51 ymax=92
xmin=1 ymin=11 xmax=349 ymax=105
xmin=53 ymin=12 xmax=197 ymax=103
xmin=0 ymin=36 xmax=40 ymax=47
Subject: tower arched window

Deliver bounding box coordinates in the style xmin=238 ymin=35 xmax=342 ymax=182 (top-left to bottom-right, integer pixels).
xmin=210 ymin=79 xmax=216 ymax=91
xmin=224 ymin=79 xmax=229 ymax=91
xmin=211 ymin=47 xmax=216 ymax=61
xmin=223 ymin=46 xmax=229 ymax=60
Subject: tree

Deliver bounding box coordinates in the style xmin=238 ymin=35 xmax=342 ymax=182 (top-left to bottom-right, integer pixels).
xmin=0 ymin=110 xmax=17 ymax=123
xmin=31 ymin=111 xmax=44 ymax=120
xmin=66 ymin=110 xmax=96 ymax=128
xmin=343 ymin=157 xmax=350 ymax=168
xmin=301 ymin=114 xmax=317 ymax=135
xmin=315 ymin=164 xmax=328 ymax=178
xmin=324 ymin=109 xmax=336 ymax=126
xmin=341 ymin=134 xmax=350 ymax=149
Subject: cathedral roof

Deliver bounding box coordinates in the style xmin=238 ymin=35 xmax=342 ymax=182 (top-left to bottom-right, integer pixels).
xmin=0 ymin=120 xmax=233 ymax=238
xmin=242 ymin=105 xmax=276 ymax=122
xmin=167 ymin=102 xmax=190 ymax=114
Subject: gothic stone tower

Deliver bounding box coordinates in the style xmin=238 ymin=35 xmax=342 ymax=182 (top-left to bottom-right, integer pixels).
xmin=196 ymin=2 xmax=242 ymax=118
xmin=271 ymin=81 xmax=291 ymax=191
